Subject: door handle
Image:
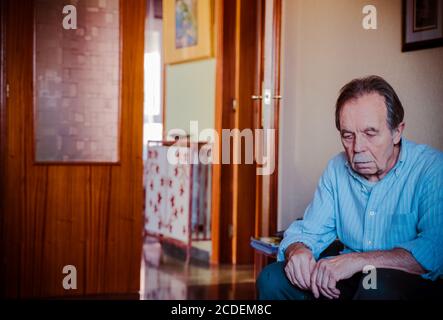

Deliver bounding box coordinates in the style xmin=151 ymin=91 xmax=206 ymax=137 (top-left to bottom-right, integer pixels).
xmin=273 ymin=95 xmax=282 ymax=100
xmin=251 ymin=95 xmax=262 ymax=100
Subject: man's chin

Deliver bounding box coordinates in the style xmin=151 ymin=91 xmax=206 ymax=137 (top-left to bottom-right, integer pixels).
xmin=353 ymin=164 xmax=377 ymax=175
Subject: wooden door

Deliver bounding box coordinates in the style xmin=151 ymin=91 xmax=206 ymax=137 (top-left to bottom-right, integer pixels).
xmin=233 ymin=0 xmax=282 ymax=264
xmin=231 ymin=0 xmax=261 ymax=265
xmin=0 ymin=0 xmax=145 ymax=298
xmin=212 ymin=0 xmax=282 ymax=265
xmin=254 ymin=0 xmax=282 ymax=239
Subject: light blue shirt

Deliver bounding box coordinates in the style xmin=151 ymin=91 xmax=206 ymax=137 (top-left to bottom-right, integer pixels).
xmin=278 ymin=138 xmax=443 ymax=280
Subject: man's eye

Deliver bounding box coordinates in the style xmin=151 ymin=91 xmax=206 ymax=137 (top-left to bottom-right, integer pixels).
xmin=342 ymin=135 xmax=353 ymax=140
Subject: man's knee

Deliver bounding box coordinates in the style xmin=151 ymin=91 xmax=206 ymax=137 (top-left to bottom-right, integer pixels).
xmin=256 ymin=262 xmax=286 ymax=299
xmin=256 ymin=262 xmax=309 ymax=300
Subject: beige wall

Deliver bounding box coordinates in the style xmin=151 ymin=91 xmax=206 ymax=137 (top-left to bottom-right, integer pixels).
xmin=278 ymin=0 xmax=443 ymax=229
xmin=165 ymin=59 xmax=216 ymax=139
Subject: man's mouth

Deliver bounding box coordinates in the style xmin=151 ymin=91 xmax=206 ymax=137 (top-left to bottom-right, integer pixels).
xmin=354 ymin=161 xmax=373 ymax=168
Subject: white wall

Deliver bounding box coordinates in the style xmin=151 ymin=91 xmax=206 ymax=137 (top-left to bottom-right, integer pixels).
xmin=165 ymin=59 xmax=216 ymax=138
xmin=278 ymin=0 xmax=443 ymax=230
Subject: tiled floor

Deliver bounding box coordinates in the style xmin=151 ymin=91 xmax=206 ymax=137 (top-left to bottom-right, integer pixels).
xmin=140 ymin=238 xmax=257 ymax=300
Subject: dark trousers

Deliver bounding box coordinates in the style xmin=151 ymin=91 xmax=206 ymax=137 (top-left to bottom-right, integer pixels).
xmin=256 ymin=243 xmax=443 ymax=300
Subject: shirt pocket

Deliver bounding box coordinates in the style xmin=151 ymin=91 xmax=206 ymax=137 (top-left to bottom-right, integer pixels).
xmin=388 ymin=211 xmax=417 ymax=245
xmin=391 ymin=211 xmax=417 ymax=227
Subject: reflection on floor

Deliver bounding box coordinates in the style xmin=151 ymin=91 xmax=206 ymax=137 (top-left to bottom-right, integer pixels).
xmin=140 ymin=237 xmax=257 ymax=300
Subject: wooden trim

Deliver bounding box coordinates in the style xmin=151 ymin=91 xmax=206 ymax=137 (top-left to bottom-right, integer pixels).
xmin=0 ymin=0 xmax=6 ymax=298
xmin=211 ymin=0 xmax=239 ymax=265
xmin=232 ymin=0 xmax=259 ymax=265
xmin=162 ymin=63 xmax=167 ymax=140
xmin=231 ymin=0 xmax=241 ymax=264
xmin=268 ymin=0 xmax=282 ymax=235
xmin=211 ymin=0 xmax=223 ymax=265
xmin=254 ymin=0 xmax=265 ymax=238
xmin=3 ymin=0 xmax=30 ymax=297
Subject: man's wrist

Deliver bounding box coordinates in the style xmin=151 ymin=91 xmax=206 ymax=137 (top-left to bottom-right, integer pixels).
xmin=285 ymin=242 xmax=312 ymax=259
xmin=345 ymin=252 xmax=371 ymax=273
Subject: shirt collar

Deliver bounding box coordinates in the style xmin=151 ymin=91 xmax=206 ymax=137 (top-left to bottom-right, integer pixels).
xmin=394 ymin=137 xmax=407 ymax=176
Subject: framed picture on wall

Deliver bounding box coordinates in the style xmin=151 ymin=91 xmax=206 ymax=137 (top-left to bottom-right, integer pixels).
xmin=163 ymin=0 xmax=213 ymax=64
xmin=402 ymin=0 xmax=443 ymax=52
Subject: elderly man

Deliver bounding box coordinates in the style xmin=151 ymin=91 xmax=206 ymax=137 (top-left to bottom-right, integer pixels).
xmin=257 ymin=76 xmax=443 ymax=300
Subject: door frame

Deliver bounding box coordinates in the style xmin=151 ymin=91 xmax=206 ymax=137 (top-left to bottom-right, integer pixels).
xmin=211 ymin=0 xmax=282 ymax=265
xmin=0 ymin=0 xmax=7 ymax=297
xmin=267 ymin=0 xmax=282 ymax=237
xmin=211 ymin=0 xmax=236 ymax=264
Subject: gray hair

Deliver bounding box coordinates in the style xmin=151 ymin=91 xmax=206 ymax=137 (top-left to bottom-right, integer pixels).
xmin=335 ymin=75 xmax=404 ymax=131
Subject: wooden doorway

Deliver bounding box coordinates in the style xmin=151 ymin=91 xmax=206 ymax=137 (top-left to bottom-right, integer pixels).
xmin=212 ymin=0 xmax=282 ymax=265
xmin=255 ymin=0 xmax=282 ymax=239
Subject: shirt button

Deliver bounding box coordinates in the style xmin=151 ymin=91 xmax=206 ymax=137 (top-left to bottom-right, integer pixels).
xmin=367 ymin=240 xmax=372 ymax=245
xmin=369 ymin=211 xmax=375 ymax=216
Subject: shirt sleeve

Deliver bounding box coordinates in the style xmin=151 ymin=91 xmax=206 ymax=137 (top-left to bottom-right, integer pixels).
xmin=277 ymin=161 xmax=338 ymax=261
xmin=396 ymin=165 xmax=443 ymax=281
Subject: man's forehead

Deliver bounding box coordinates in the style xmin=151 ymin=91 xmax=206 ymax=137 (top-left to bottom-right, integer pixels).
xmin=340 ymin=93 xmax=387 ymax=126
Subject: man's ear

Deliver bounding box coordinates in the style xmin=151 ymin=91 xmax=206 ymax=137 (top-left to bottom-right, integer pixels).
xmin=393 ymin=122 xmax=405 ymax=144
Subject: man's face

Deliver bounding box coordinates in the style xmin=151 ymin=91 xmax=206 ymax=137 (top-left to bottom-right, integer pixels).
xmin=339 ymin=93 xmax=404 ymax=181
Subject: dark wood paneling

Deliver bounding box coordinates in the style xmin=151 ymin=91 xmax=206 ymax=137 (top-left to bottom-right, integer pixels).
xmin=213 ymin=0 xmax=237 ymax=264
xmin=254 ymin=0 xmax=265 ymax=238
xmin=0 ymin=0 xmax=7 ymax=297
xmin=233 ymin=0 xmax=259 ymax=265
xmin=211 ymin=0 xmax=223 ymax=265
xmin=0 ymin=0 xmax=145 ymax=298
xmin=269 ymin=0 xmax=282 ymax=236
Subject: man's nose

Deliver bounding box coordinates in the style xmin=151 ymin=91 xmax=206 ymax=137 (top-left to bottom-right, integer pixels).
xmin=353 ymin=135 xmax=366 ymax=153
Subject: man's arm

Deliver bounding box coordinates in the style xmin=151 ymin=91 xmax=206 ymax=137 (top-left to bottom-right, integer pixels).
xmin=279 ymin=159 xmax=339 ymax=291
xmin=310 ymin=248 xmax=425 ymax=299
xmin=351 ymin=248 xmax=425 ymax=275
xmin=278 ymin=159 xmax=338 ymax=262
xmin=284 ymin=243 xmax=317 ymax=290
xmin=396 ymin=164 xmax=443 ymax=279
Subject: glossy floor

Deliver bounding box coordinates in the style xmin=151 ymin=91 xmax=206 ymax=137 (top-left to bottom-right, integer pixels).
xmin=140 ymin=238 xmax=257 ymax=300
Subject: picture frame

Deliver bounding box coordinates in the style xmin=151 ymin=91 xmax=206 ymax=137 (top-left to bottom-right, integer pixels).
xmin=163 ymin=0 xmax=213 ymax=64
xmin=402 ymin=0 xmax=443 ymax=52
xmin=153 ymin=0 xmax=163 ymax=19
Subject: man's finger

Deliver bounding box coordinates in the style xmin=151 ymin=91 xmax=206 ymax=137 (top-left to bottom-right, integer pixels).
xmin=300 ymin=259 xmax=311 ymax=288
xmin=319 ymin=286 xmax=334 ymax=299
xmin=286 ymin=262 xmax=302 ymax=288
xmin=328 ymin=277 xmax=340 ymax=298
xmin=317 ymin=264 xmax=336 ymax=299
xmin=310 ymin=266 xmax=320 ymax=299
xmin=284 ymin=263 xmax=298 ymax=286
xmin=315 ymin=265 xmax=324 ymax=290
xmin=294 ymin=262 xmax=308 ymax=289
xmin=321 ymin=271 xmax=338 ymax=299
